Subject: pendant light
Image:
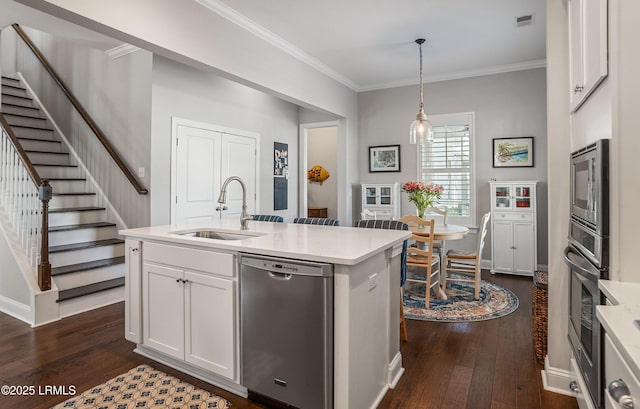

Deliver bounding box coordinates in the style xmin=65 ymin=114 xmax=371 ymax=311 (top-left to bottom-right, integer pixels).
xmin=409 ymin=38 xmax=433 ymax=145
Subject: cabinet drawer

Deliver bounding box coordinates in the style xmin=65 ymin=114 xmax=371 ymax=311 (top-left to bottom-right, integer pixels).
xmin=604 ymin=333 xmax=640 ymax=408
xmin=143 ymin=242 xmax=235 ymax=277
xmin=494 ymin=212 xmax=533 ymax=222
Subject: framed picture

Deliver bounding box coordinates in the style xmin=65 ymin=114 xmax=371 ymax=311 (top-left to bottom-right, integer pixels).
xmin=493 ymin=137 xmax=534 ymax=168
xmin=369 ymin=144 xmax=401 ymax=172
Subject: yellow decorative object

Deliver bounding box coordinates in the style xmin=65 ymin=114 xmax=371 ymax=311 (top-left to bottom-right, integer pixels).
xmin=307 ymin=165 xmax=330 ymax=185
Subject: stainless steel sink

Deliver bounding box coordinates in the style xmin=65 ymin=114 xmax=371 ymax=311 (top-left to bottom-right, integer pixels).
xmin=174 ymin=229 xmax=261 ymax=240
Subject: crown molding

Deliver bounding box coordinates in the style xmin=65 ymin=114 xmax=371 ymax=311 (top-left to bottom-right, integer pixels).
xmin=195 ymin=0 xmax=360 ymax=91
xmin=105 ymin=43 xmax=141 ymax=59
xmin=358 ymin=59 xmax=547 ymax=92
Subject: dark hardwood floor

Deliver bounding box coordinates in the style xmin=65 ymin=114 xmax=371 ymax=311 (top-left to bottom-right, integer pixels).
xmin=0 ymin=271 xmax=576 ymax=409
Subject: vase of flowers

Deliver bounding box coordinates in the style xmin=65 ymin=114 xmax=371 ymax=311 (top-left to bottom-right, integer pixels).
xmin=401 ymin=181 xmax=444 ymax=218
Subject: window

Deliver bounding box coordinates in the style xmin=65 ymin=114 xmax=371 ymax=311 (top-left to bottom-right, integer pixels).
xmin=419 ymin=112 xmax=475 ymax=227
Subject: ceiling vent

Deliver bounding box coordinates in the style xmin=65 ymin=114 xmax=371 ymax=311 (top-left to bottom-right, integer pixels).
xmin=515 ymin=13 xmax=535 ymax=28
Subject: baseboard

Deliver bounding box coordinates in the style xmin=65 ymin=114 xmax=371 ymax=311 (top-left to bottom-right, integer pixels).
xmin=542 ymin=355 xmax=577 ymax=397
xmin=387 ymin=352 xmax=404 ymax=388
xmin=0 ymin=295 xmax=32 ymax=325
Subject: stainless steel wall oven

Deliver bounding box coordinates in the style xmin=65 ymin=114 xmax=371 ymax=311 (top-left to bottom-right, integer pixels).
xmin=565 ymin=138 xmax=610 ymax=409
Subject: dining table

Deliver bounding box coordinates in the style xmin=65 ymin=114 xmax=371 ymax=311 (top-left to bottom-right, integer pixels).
xmin=407 ymin=222 xmax=470 ymax=300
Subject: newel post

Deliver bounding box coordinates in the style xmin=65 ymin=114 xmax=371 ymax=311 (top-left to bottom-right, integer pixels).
xmin=38 ymin=180 xmax=52 ymax=291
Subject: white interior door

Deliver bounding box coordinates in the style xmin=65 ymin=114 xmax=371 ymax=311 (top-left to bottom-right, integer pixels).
xmin=220 ymin=133 xmax=257 ymax=219
xmin=175 ymin=125 xmax=221 ymax=224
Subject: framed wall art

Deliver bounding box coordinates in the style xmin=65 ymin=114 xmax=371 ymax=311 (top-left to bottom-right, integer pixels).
xmin=369 ymin=144 xmax=401 ymax=172
xmin=493 ymin=137 xmax=534 ymax=168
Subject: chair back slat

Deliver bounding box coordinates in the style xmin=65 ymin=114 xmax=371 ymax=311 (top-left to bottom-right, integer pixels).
xmin=425 ymin=206 xmax=448 ymax=225
xmin=476 ymin=212 xmax=491 ymax=256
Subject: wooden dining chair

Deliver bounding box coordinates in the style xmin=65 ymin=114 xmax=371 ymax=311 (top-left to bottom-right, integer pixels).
xmin=424 ymin=206 xmax=448 ymax=257
xmin=354 ymin=219 xmax=409 ymax=341
xmin=398 ymin=216 xmax=441 ymax=308
xmin=442 ymin=212 xmax=491 ymax=300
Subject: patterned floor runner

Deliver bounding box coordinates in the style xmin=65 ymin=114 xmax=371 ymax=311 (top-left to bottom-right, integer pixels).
xmin=51 ymin=364 xmax=231 ymax=409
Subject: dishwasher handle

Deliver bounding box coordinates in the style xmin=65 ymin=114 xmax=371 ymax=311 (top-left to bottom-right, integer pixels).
xmin=240 ymin=254 xmax=333 ymax=277
xmin=268 ymin=271 xmax=292 ymax=280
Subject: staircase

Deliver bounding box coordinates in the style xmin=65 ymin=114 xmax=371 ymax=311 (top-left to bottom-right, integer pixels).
xmin=1 ymin=75 xmax=125 ymax=316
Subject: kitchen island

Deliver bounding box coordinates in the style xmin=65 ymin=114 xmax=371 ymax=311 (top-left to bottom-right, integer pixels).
xmin=120 ymin=219 xmax=410 ymax=409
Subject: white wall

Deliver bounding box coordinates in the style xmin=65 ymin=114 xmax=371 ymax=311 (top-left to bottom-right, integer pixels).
xmin=307 ymin=127 xmax=338 ymax=219
xmin=4 ymin=26 xmax=152 ymax=227
xmin=358 ymin=68 xmax=548 ymax=262
xmin=17 ymin=0 xmax=360 ymax=226
xmin=150 ymin=55 xmax=300 ymax=225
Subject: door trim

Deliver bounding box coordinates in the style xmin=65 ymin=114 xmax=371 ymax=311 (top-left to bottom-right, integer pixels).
xmin=171 ymin=117 xmax=260 ymax=224
xmin=298 ymin=121 xmax=339 ymax=217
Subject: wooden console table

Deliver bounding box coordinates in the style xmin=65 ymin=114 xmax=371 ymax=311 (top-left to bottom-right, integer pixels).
xmin=308 ymin=206 xmax=328 ymax=218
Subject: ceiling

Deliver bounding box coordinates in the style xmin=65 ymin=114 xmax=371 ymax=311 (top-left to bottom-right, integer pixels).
xmin=1 ymin=0 xmax=546 ymax=93
xmin=203 ymin=0 xmax=547 ymax=91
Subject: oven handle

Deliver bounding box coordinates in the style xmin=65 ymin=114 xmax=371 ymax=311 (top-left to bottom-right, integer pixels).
xmin=564 ymin=246 xmax=600 ymax=279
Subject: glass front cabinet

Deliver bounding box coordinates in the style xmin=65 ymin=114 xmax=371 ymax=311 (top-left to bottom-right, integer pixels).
xmin=361 ymin=183 xmax=401 ymax=220
xmin=490 ymin=181 xmax=538 ymax=276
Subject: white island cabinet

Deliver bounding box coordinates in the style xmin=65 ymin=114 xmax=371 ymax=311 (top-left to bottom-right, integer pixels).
xmin=121 ymin=219 xmax=410 ymax=409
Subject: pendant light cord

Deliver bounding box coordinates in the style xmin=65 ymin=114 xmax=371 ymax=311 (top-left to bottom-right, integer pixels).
xmin=419 ymin=41 xmax=423 ymax=110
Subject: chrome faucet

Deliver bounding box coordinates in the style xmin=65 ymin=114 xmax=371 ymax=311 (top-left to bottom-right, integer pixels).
xmin=217 ymin=176 xmax=251 ymax=230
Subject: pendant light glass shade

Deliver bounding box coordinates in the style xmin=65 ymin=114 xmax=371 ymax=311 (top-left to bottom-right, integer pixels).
xmin=409 ymin=38 xmax=433 ymax=145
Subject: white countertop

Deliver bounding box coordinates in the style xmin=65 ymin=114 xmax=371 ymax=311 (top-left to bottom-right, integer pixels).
xmin=597 ymin=280 xmax=640 ymax=381
xmin=120 ymin=219 xmax=411 ymax=265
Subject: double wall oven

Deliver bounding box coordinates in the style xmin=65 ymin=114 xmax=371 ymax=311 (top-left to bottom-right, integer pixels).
xmin=564 ymin=139 xmax=609 ymax=409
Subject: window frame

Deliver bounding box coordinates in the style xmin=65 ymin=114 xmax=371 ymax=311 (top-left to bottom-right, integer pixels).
xmin=416 ymin=112 xmax=476 ymax=227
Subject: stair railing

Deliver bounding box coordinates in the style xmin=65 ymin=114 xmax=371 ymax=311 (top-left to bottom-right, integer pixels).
xmin=11 ymin=23 xmax=148 ymax=195
xmin=0 ymin=114 xmax=51 ymax=291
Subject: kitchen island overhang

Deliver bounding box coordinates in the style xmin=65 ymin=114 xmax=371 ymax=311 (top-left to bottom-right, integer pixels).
xmin=120 ymin=219 xmax=410 ymax=409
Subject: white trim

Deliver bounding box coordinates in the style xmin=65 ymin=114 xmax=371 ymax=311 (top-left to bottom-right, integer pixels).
xmin=298 ymin=121 xmax=340 ymax=217
xmin=170 ymin=117 xmax=260 ymax=224
xmin=105 ymin=43 xmax=141 ymax=59
xmin=0 ymin=294 xmax=31 ymax=324
xmin=359 ymin=59 xmax=548 ymax=92
xmin=194 ymin=0 xmax=359 ymax=91
xmin=14 ymin=73 xmax=129 ymax=231
xmin=387 ymin=351 xmax=404 ymax=388
xmin=542 ymin=355 xmax=577 ymax=397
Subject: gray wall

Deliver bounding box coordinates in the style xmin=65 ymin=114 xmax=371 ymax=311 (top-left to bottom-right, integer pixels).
xmin=150 ymin=55 xmax=300 ymax=225
xmin=4 ymin=26 xmax=152 ymax=228
xmin=307 ymin=127 xmax=338 ymax=219
xmin=358 ymin=68 xmax=548 ymax=264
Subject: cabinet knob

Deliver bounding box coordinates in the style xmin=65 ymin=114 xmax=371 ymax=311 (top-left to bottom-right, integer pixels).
xmin=569 ymin=381 xmax=580 ymax=393
xmin=573 ymin=85 xmax=584 ymax=93
xmin=131 ymin=248 xmax=138 ymax=253
xmin=608 ymin=379 xmax=634 ymax=409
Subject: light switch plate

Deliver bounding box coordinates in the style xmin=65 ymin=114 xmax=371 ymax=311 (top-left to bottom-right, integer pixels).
xmin=368 ymin=273 xmax=377 ymax=291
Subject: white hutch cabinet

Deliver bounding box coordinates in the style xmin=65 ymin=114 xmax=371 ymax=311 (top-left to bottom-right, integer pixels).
xmin=490 ymin=181 xmax=537 ymax=276
xmin=361 ymin=183 xmax=401 ymax=220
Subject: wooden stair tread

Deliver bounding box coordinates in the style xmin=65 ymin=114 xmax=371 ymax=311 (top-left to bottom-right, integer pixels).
xmin=6 ymin=124 xmax=53 ymax=131
xmin=18 ymin=136 xmax=61 ymax=143
xmin=2 ymin=83 xmax=26 ymax=91
xmin=49 ymin=222 xmax=115 ymax=232
xmin=0 ymin=93 xmax=32 ymax=101
xmin=1 ymin=76 xmax=20 ymax=82
xmin=3 ymin=112 xmax=45 ymax=120
xmin=49 ymin=238 xmax=124 ymax=253
xmin=52 ymin=192 xmax=96 ymax=196
xmin=33 ymin=163 xmax=77 ymax=167
xmin=1 ymin=102 xmax=39 ymax=111
xmin=49 ymin=206 xmax=105 ymax=213
xmin=52 ymin=256 xmax=124 ymax=277
xmin=57 ymin=277 xmax=125 ymax=302
xmin=25 ymin=150 xmax=69 ymax=155
xmin=45 ymin=177 xmax=86 ymax=181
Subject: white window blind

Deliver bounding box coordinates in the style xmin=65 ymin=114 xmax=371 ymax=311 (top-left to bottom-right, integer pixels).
xmin=419 ymin=112 xmax=475 ymax=226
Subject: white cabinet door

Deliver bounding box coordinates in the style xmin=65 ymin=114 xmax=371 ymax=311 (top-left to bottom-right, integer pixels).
xmin=513 ymin=222 xmax=535 ymax=275
xmin=184 ymin=270 xmax=235 ymax=379
xmin=569 ymin=0 xmax=608 ymax=112
xmin=492 ymin=220 xmax=514 ymax=273
xmin=143 ymin=263 xmax=184 ymax=359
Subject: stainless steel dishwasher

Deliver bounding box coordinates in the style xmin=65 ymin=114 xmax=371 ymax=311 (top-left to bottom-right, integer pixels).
xmin=240 ymin=254 xmax=333 ymax=409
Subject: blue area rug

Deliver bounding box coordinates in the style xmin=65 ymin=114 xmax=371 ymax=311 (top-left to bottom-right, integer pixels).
xmin=403 ymin=274 xmax=519 ymax=322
